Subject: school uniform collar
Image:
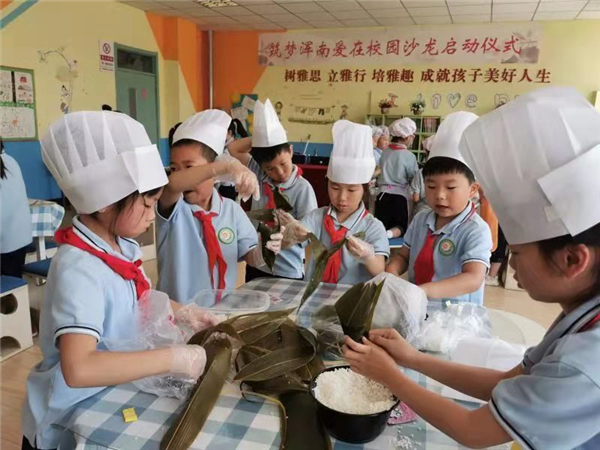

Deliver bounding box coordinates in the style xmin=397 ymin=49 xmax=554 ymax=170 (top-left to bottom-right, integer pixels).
xmin=71 ymin=216 xmax=143 ymax=263
xmin=425 ymin=201 xmax=475 ymax=235
xmin=327 ymin=202 xmax=367 ymax=231
xmin=189 ymin=188 xmax=223 ymax=216
xmin=389 ymin=143 xmax=408 ymax=150
xmin=263 ymin=164 xmax=302 ymax=190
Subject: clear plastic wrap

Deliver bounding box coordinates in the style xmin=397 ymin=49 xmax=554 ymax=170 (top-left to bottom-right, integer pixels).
xmin=104 ymin=290 xmax=196 ymax=399
xmin=369 ymin=273 xmax=428 ymax=344
xmin=414 ymin=302 xmax=493 ymax=354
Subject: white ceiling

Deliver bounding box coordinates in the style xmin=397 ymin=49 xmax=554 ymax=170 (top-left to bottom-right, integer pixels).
xmin=119 ymin=0 xmax=600 ymax=29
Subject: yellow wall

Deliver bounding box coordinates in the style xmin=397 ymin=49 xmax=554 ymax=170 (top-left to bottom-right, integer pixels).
xmin=225 ymin=21 xmax=600 ymax=144
xmin=0 ymin=0 xmax=197 ymax=138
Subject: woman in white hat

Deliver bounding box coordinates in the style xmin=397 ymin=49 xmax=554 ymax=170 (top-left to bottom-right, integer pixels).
xmin=344 ymin=87 xmax=600 ymax=449
xmin=279 ymin=120 xmax=390 ymax=284
xmin=21 ymin=112 xmax=219 ymax=450
xmin=376 ymin=117 xmax=420 ymax=239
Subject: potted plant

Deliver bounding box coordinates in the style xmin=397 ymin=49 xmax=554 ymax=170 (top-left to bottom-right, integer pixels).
xmin=410 ymin=98 xmax=426 ymax=115
xmin=378 ymin=99 xmax=393 ymax=114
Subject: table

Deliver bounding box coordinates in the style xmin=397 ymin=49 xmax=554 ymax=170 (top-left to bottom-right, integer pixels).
xmin=28 ymin=199 xmax=65 ymax=260
xmin=61 ymin=279 xmax=537 ymax=450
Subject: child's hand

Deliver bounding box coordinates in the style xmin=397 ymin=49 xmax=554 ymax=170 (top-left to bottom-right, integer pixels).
xmin=174 ymin=305 xmax=220 ymax=332
xmin=214 ymin=155 xmax=260 ymax=201
xmin=275 ymin=210 xmax=295 ymax=227
xmin=343 ymin=336 xmax=399 ymax=386
xmin=169 ymin=345 xmax=207 ymax=381
xmin=346 ymin=235 xmax=375 ymax=263
xmin=368 ymin=329 xmax=420 ymax=368
xmin=265 ymin=227 xmax=284 ymax=254
xmin=282 ymin=220 xmax=310 ymax=245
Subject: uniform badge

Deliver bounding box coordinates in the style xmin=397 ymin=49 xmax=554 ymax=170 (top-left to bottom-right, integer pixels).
xmin=438 ymin=238 xmax=456 ymax=256
xmin=218 ymin=227 xmax=235 ymax=244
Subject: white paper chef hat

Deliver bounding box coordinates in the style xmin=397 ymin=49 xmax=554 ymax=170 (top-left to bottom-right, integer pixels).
xmin=380 ymin=125 xmax=390 ymax=137
xmin=252 ymin=99 xmax=288 ymax=148
xmin=371 ymin=125 xmax=383 ymax=139
xmin=460 ymin=87 xmax=600 ymax=244
xmin=41 ymin=111 xmax=168 ymax=214
xmin=173 ymin=109 xmax=231 ymax=156
xmin=422 ymin=135 xmax=435 ymax=152
xmin=429 ymin=111 xmax=478 ymax=167
xmin=389 ymin=118 xmax=416 ymax=138
xmin=327 ymin=120 xmax=376 ymax=184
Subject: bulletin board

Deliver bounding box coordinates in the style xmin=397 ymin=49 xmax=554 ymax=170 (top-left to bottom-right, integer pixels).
xmin=0 ymin=66 xmax=38 ymax=141
xmin=230 ymin=93 xmax=257 ymax=135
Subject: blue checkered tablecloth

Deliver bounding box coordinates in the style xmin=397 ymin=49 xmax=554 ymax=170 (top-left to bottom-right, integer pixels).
xmin=29 ymin=199 xmax=65 ymax=237
xmin=61 ymin=279 xmax=511 ymax=450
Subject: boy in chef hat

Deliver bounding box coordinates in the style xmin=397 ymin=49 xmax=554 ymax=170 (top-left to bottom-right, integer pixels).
xmin=156 ymin=109 xmax=283 ymax=303
xmin=228 ymin=99 xmax=318 ymax=282
xmin=344 ymin=86 xmax=600 ymax=450
xmin=387 ymin=111 xmax=492 ymax=305
xmin=22 ymin=112 xmax=216 ymax=450
xmin=279 ymin=120 xmax=390 ymax=284
xmin=376 ymin=117 xmax=420 ymax=239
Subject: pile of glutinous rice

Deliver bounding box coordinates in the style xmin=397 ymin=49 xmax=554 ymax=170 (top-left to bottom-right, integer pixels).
xmin=313 ymin=368 xmax=395 ymax=415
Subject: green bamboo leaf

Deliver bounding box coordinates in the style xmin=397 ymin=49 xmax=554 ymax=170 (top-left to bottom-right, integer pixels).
xmin=335 ymin=280 xmax=386 ymax=342
xmin=247 ymin=209 xmax=276 ymax=222
xmin=257 ymin=222 xmax=277 ymax=271
xmin=160 ymin=337 xmax=232 ymax=450
xmin=274 ymin=187 xmax=293 ymax=212
xmin=224 ymin=308 xmax=294 ymax=335
xmin=240 ymin=390 xmax=287 ymax=450
xmin=234 ymin=345 xmax=315 ymax=382
xmin=251 ymin=328 xmax=283 ymax=351
xmin=281 ymin=391 xmax=332 ymax=450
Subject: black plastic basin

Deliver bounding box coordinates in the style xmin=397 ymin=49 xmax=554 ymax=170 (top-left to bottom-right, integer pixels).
xmin=309 ymin=366 xmax=399 ymax=444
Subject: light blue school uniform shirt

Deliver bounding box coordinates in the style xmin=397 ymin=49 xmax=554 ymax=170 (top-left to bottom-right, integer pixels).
xmin=301 ymin=203 xmax=390 ymax=285
xmin=373 ymin=147 xmax=383 ymax=166
xmin=247 ymin=158 xmax=318 ymax=279
xmin=156 ymin=188 xmax=257 ymax=303
xmin=404 ymin=202 xmax=492 ymax=305
xmin=490 ymin=295 xmax=600 ymax=450
xmin=0 ymin=153 xmax=32 ymax=253
xmin=21 ymin=217 xmax=147 ymax=449
xmin=377 ymin=144 xmax=419 ymax=196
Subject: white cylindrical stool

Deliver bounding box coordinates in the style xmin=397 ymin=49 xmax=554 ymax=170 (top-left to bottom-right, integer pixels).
xmin=1 ymin=275 xmax=34 ymax=361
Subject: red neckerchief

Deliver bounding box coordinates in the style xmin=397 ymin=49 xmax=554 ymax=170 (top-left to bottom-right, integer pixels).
xmin=55 ymin=227 xmax=149 ymax=300
xmin=413 ymin=203 xmax=476 ymax=285
xmin=193 ymin=211 xmax=228 ymax=290
xmin=389 ymin=143 xmax=408 ymax=151
xmin=263 ymin=166 xmax=303 ymax=209
xmin=322 ymin=208 xmax=369 ymax=283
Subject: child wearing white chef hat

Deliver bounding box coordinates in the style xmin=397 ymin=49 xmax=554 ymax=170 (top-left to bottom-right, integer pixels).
xmin=22 ymin=112 xmax=217 ymax=450
xmin=228 ymin=99 xmax=318 ymax=282
xmin=156 ymin=109 xmax=283 ymax=304
xmin=344 ymin=87 xmax=600 ymax=450
xmin=279 ymin=120 xmax=390 ymax=284
xmin=387 ymin=111 xmax=492 ymax=305
xmin=376 ymin=117 xmax=420 ymax=239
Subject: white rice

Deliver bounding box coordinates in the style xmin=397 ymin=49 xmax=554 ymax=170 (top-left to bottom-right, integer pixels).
xmin=313 ymin=368 xmax=396 ymax=415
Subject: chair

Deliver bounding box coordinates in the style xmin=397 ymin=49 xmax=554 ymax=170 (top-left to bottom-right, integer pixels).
xmin=1 ymin=275 xmax=34 ymax=361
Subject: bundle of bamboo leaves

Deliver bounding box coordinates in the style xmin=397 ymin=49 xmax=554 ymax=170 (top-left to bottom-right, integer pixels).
xmin=300 ymin=231 xmax=367 ymax=306
xmin=161 ymin=279 xmax=385 ymax=450
xmin=247 ymin=188 xmax=293 ymax=270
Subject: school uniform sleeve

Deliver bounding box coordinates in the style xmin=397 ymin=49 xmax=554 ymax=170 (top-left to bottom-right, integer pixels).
xmin=293 ymin=178 xmax=319 ymax=220
xmin=233 ymin=202 xmax=258 ymax=259
xmin=490 ymin=358 xmax=600 ymax=450
xmin=409 ymin=169 xmax=424 ymax=196
xmin=300 ymin=208 xmax=323 ymax=238
xmin=459 ymin=222 xmax=492 ymax=269
xmin=405 ymin=153 xmax=419 ymax=181
xmin=49 ymin=250 xmax=107 ymax=344
xmin=403 ymin=217 xmax=419 ymax=250
xmin=365 ymin=217 xmax=390 ymax=258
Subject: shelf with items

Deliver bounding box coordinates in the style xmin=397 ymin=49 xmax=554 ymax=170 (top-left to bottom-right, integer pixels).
xmin=366 ymin=114 xmax=442 ymax=163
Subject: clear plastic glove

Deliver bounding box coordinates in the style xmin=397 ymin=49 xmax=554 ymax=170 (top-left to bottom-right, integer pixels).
xmin=214 ymin=154 xmax=260 ymax=201
xmin=169 ymin=344 xmax=207 ymax=381
xmin=265 ymin=227 xmax=284 ymax=254
xmin=174 ymin=304 xmax=220 ymax=332
xmin=346 ymin=235 xmax=375 ymax=263
xmin=283 ymin=220 xmax=311 ymax=246
xmin=275 ymin=210 xmax=296 ymax=227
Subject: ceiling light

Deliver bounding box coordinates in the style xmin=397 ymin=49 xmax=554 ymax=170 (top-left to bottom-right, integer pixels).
xmin=194 ymin=0 xmax=238 ymax=7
